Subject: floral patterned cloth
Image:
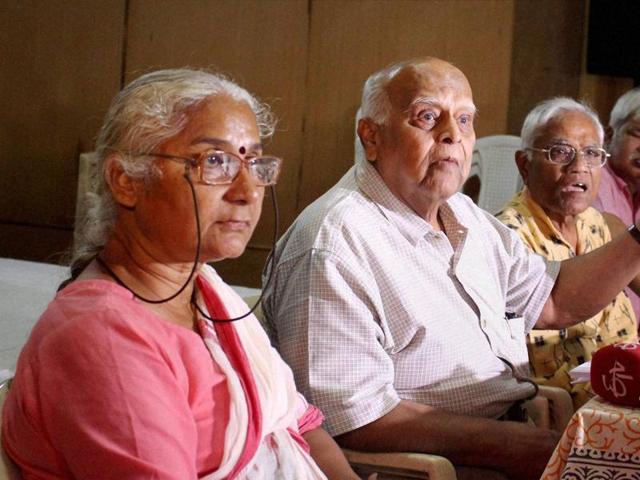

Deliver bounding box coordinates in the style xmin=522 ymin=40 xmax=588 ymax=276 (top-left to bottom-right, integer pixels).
xmin=542 ymin=396 xmax=640 ymax=479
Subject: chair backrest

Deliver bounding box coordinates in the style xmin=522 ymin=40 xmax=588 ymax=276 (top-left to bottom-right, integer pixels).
xmin=468 ymin=135 xmax=523 ymax=214
xmin=0 ymin=378 xmax=21 ymax=480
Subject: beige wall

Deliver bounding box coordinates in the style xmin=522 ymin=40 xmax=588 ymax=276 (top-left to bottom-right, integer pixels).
xmin=0 ymin=0 xmax=633 ymax=287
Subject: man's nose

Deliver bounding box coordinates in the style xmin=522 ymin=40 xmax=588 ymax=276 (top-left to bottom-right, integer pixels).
xmin=224 ymin=166 xmax=261 ymax=203
xmin=437 ymin=114 xmax=462 ymax=144
xmin=568 ymin=151 xmax=591 ymax=172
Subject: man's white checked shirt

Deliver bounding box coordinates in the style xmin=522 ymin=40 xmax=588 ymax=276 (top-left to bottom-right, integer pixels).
xmin=262 ymin=158 xmax=560 ymax=436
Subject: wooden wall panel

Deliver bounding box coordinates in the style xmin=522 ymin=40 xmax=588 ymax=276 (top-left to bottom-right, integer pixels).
xmin=507 ymin=0 xmax=585 ymax=135
xmin=579 ymin=75 xmax=634 ymax=128
xmin=124 ymin=0 xmax=309 ymax=286
xmin=0 ymin=0 xmax=125 ymax=262
xmin=0 ymin=225 xmax=73 ymax=265
xmin=298 ymin=0 xmax=515 ymax=208
xmin=578 ymin=0 xmax=636 ymax=130
xmin=4 ymin=0 xmax=625 ymax=290
xmin=577 ymin=0 xmax=636 ymax=126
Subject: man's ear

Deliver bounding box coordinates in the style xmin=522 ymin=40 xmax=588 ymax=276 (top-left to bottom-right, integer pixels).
xmin=514 ymin=150 xmax=530 ymax=186
xmin=357 ymin=118 xmax=380 ymax=162
xmin=104 ymin=154 xmax=140 ymax=208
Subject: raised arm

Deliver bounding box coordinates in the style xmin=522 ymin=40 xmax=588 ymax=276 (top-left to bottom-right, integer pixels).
xmin=602 ymin=211 xmax=640 ymax=295
xmin=537 ymin=224 xmax=640 ymax=329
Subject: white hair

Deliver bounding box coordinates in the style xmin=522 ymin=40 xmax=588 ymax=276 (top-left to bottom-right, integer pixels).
xmin=609 ymin=87 xmax=640 ymax=142
xmin=70 ymin=68 xmax=276 ymax=279
xmin=354 ymin=59 xmax=415 ymax=165
xmin=358 ymin=59 xmax=414 ymax=125
xmin=520 ymin=97 xmax=603 ymax=152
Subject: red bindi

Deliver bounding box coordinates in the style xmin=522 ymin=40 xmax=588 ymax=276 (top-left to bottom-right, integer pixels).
xmin=239 ymin=146 xmax=246 ymax=155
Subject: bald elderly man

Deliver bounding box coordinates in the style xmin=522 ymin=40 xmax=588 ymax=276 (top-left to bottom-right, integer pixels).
xmin=262 ymin=57 xmax=640 ymax=479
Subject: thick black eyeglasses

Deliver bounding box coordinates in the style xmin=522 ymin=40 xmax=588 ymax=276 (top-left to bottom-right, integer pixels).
xmin=136 ymin=150 xmax=282 ymax=186
xmin=525 ymin=145 xmax=609 ymax=168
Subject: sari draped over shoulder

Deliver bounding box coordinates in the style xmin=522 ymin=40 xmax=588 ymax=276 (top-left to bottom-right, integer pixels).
xmin=196 ymin=266 xmax=326 ymax=480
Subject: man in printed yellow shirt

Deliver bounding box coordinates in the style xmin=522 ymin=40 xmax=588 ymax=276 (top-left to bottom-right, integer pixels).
xmin=498 ymin=97 xmax=638 ymax=408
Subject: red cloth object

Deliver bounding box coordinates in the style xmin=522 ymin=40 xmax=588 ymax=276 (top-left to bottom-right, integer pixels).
xmin=591 ymin=343 xmax=640 ymax=407
xmin=196 ymin=276 xmax=263 ymax=479
xmin=287 ymin=401 xmax=325 ymax=454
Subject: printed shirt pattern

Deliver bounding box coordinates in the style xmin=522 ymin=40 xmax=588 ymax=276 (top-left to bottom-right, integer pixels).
xmin=497 ymin=188 xmax=637 ymax=408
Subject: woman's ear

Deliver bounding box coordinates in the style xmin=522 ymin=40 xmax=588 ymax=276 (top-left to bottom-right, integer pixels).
xmin=514 ymin=150 xmax=530 ymax=186
xmin=357 ymin=118 xmax=380 ymax=162
xmin=104 ymin=154 xmax=140 ymax=208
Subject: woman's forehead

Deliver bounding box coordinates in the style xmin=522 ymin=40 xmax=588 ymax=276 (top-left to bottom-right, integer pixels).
xmin=184 ymin=98 xmax=259 ymax=141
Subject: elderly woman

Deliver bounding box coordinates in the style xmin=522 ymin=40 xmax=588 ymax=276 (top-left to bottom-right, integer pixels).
xmin=497 ymin=97 xmax=638 ymax=408
xmin=1 ymin=69 xmax=360 ymax=479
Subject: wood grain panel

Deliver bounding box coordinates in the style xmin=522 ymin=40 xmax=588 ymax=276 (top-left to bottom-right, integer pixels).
xmin=0 ymin=224 xmax=72 ymax=265
xmin=124 ymin=0 xmax=309 ymax=247
xmin=577 ymin=4 xmax=635 ymax=127
xmin=299 ymin=0 xmax=515 ymax=209
xmin=579 ymin=75 xmax=634 ymax=126
xmin=507 ymin=0 xmax=585 ymax=135
xmin=0 ymin=1 xmax=125 ymax=234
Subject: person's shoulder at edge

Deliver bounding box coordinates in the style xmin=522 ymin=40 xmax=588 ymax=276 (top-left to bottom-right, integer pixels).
xmin=494 ymin=190 xmax=533 ymax=232
xmin=276 ymin=166 xmax=382 ymax=259
xmin=23 ymin=279 xmax=194 ymax=361
xmin=594 ymin=165 xmax=626 ymax=207
xmin=449 ymin=190 xmax=518 ymax=234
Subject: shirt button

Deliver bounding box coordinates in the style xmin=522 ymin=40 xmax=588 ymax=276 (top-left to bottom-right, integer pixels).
xmin=481 ymin=318 xmax=487 ymax=328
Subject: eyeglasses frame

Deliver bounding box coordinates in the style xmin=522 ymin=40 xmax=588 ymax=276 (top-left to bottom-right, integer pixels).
xmin=524 ymin=145 xmax=610 ymax=168
xmin=131 ymin=150 xmax=282 ymax=186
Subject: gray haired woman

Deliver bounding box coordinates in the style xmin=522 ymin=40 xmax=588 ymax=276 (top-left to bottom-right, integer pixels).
xmin=2 ymin=69 xmax=360 ymax=480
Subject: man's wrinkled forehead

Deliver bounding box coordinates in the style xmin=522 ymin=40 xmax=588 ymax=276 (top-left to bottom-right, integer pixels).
xmin=385 ymin=60 xmax=474 ymax=112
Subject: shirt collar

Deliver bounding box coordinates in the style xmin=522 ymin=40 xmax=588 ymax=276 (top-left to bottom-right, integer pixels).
xmin=520 ymin=187 xmax=586 ymax=251
xmin=355 ymin=158 xmax=434 ymax=245
xmin=354 ymin=159 xmax=467 ymax=245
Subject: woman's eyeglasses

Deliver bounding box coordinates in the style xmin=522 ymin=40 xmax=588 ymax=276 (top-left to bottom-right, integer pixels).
xmin=135 ymin=150 xmax=282 ymax=186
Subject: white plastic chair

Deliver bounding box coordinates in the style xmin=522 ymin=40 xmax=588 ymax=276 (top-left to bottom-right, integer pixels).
xmin=467 ymin=135 xmax=523 ymax=215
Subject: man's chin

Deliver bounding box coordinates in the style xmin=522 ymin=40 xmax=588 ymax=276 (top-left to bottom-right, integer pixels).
xmin=426 ymin=179 xmax=465 ymax=202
